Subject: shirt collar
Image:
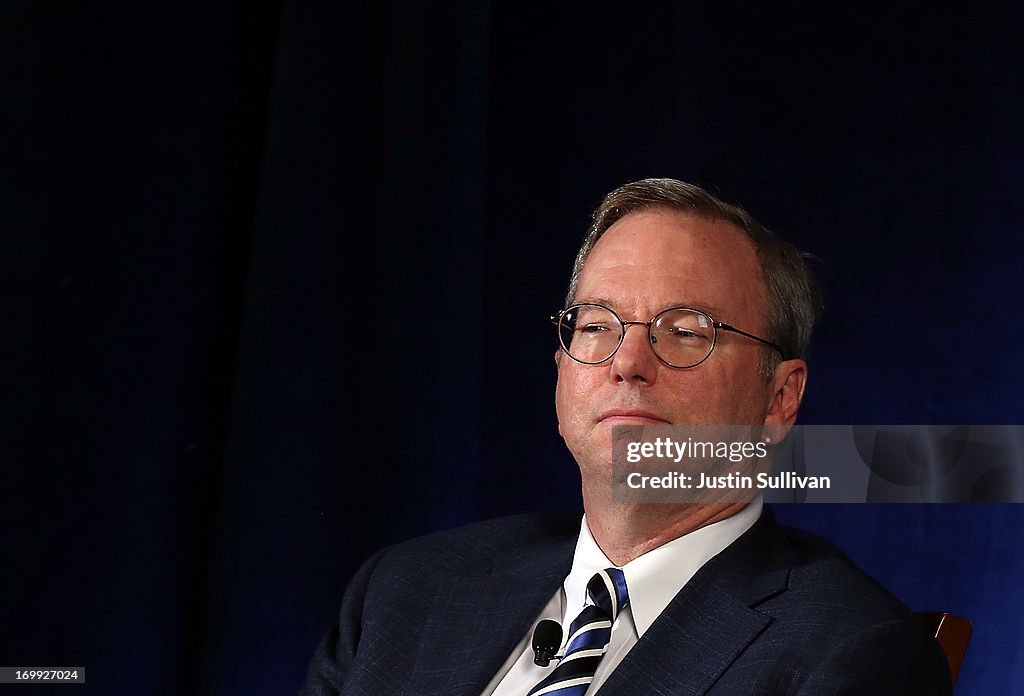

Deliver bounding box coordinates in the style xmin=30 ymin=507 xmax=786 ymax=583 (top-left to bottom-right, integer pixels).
xmin=565 ymin=496 xmax=763 ymax=637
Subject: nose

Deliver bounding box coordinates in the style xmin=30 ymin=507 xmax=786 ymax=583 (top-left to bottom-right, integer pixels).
xmin=609 ymin=323 xmax=660 ymax=385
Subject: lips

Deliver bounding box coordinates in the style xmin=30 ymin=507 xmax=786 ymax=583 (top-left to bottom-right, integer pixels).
xmin=598 ymin=408 xmax=670 ymax=424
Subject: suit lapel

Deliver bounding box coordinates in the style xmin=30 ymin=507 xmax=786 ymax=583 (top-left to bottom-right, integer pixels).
xmin=597 ymin=511 xmax=791 ymax=696
xmin=407 ymin=531 xmax=576 ymax=696
xmin=596 ymin=578 xmax=775 ymax=696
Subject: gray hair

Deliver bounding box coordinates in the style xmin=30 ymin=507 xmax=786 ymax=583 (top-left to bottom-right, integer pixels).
xmin=566 ymin=178 xmax=822 ymax=376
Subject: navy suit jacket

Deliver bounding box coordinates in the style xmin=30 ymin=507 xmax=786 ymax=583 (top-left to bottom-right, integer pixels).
xmin=301 ymin=509 xmax=952 ymax=695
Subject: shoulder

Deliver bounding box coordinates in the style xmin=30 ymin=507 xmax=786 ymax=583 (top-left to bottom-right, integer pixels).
xmin=367 ymin=510 xmax=581 ymax=578
xmin=300 ymin=512 xmax=582 ymax=695
xmin=715 ymin=512 xmax=952 ymax=692
xmin=709 ymin=511 xmax=925 ymax=628
xmin=760 ymin=517 xmax=918 ymax=620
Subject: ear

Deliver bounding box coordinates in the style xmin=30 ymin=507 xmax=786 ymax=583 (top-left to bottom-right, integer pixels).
xmin=762 ymin=359 xmax=807 ymax=442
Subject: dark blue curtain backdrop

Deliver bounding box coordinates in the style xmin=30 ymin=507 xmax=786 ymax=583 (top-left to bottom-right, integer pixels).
xmin=3 ymin=2 xmax=1022 ymax=694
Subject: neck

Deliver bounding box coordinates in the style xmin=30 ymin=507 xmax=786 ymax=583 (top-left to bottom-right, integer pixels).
xmin=582 ymin=490 xmax=748 ymax=566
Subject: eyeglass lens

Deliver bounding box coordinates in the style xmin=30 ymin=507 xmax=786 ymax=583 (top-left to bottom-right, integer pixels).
xmin=557 ymin=305 xmax=715 ymax=367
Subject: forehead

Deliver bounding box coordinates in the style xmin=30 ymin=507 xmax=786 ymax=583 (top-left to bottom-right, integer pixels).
xmin=575 ymin=208 xmax=767 ymax=324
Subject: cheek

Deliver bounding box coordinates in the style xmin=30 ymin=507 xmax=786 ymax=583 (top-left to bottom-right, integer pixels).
xmin=660 ymin=369 xmax=739 ymax=424
xmin=554 ymin=373 xmax=575 ymax=431
xmin=712 ymin=371 xmax=771 ymax=423
xmin=555 ymin=366 xmax=595 ymax=435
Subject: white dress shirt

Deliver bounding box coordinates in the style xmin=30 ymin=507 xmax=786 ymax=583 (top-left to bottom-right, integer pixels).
xmin=482 ymin=497 xmax=763 ymax=696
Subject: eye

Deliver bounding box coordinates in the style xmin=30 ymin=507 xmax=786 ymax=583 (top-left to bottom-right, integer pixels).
xmin=578 ymin=323 xmax=613 ymax=334
xmin=666 ymin=327 xmax=705 ymax=340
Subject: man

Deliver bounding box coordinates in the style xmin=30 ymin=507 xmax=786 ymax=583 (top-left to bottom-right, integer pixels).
xmin=302 ymin=179 xmax=952 ymax=695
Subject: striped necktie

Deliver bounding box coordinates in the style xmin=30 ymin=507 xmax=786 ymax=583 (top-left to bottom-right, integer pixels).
xmin=527 ymin=568 xmax=629 ymax=696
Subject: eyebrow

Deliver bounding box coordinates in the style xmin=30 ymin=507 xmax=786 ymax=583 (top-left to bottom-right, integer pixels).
xmin=573 ymin=297 xmax=726 ymax=318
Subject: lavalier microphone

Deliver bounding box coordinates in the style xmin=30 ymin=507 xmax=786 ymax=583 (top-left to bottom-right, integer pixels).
xmin=531 ymin=619 xmax=563 ymax=667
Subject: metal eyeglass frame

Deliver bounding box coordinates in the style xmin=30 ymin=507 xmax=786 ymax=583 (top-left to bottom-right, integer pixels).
xmin=550 ymin=303 xmax=788 ymax=368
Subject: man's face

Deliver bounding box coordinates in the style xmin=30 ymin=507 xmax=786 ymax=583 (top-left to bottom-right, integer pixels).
xmin=555 ymin=207 xmax=791 ymax=478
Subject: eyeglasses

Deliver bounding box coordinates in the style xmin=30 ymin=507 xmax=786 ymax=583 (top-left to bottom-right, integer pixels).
xmin=551 ymin=304 xmax=787 ymax=368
